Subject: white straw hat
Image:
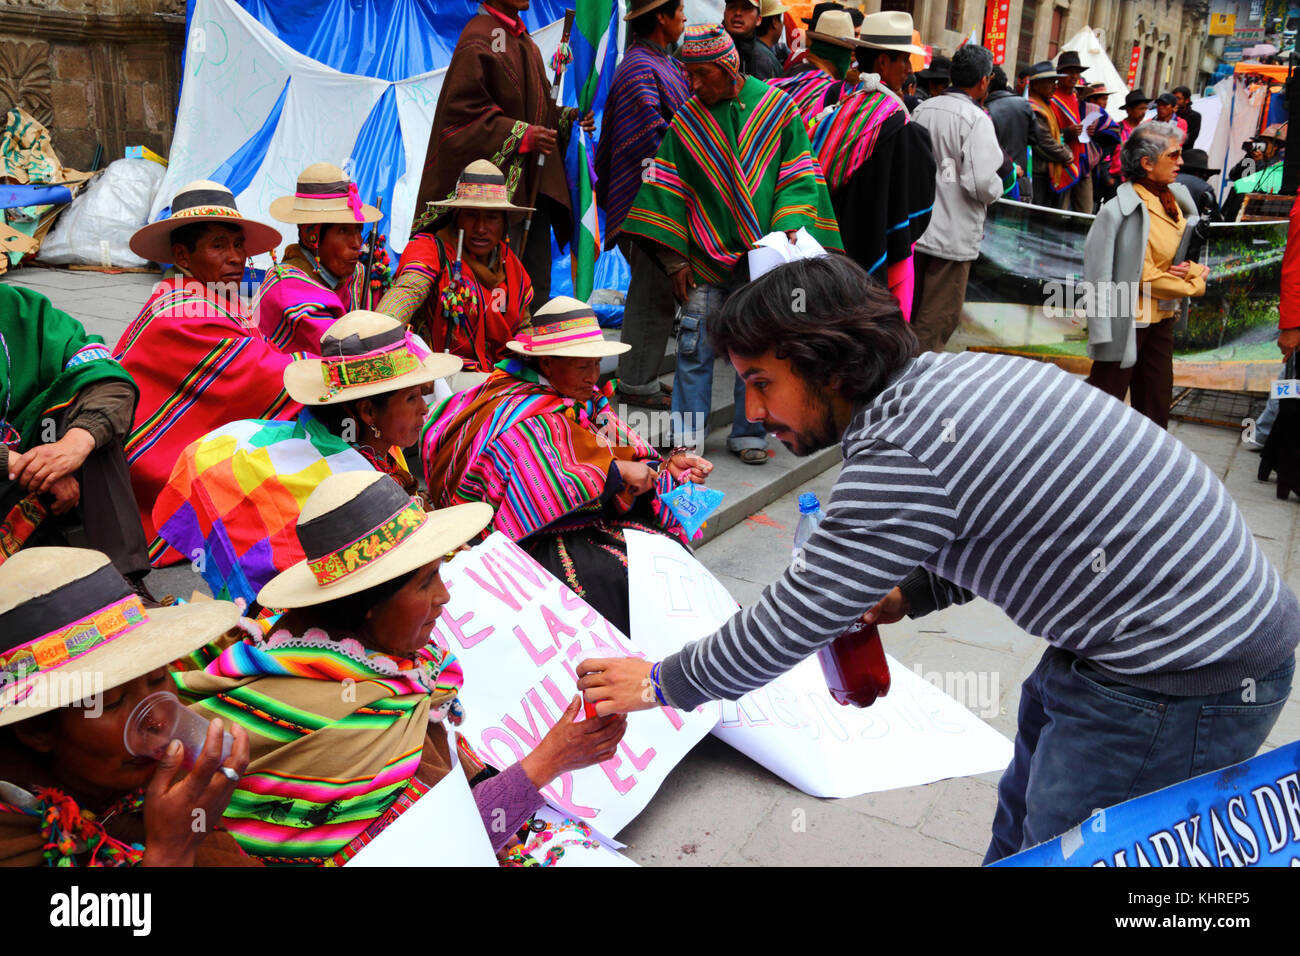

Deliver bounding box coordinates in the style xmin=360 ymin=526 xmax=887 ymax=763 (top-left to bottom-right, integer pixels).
xmin=506 ymin=296 xmax=630 ymax=359
xmin=269 ymin=162 xmax=383 ymax=225
xmin=129 ymin=180 xmax=283 ymax=265
xmin=257 ymin=471 xmax=493 ymax=609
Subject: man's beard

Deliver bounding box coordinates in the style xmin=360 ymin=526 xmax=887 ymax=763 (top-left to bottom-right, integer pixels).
xmin=767 ymin=384 xmax=839 ymax=457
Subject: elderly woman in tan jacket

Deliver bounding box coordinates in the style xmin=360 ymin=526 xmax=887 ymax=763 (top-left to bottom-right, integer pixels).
xmin=1083 ymin=122 xmax=1211 ymax=429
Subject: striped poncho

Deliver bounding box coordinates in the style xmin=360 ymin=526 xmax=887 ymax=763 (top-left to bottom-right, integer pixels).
xmin=769 ymin=69 xmax=861 ymax=128
xmin=421 ymin=361 xmax=688 ymax=545
xmin=113 ymin=277 xmax=305 ymax=564
xmin=594 ymin=38 xmax=691 ymax=247
xmin=251 ymin=245 xmax=367 ymax=353
xmin=809 ymin=85 xmax=934 ymax=315
xmin=173 ymin=628 xmax=468 ymax=865
xmin=622 ymin=76 xmax=842 ymax=286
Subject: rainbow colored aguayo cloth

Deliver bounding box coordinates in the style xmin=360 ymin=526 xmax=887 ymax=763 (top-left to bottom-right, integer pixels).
xmin=769 ymin=70 xmax=861 ymax=128
xmin=622 ymin=75 xmax=842 ymax=286
xmin=152 ymin=410 xmax=372 ymax=606
xmin=173 ymin=628 xmax=466 ymax=866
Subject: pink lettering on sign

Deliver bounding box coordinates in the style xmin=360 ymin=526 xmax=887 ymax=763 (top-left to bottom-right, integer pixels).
xmin=436 ymin=579 xmax=494 ymax=649
xmin=513 ymin=624 xmax=557 ymax=666
xmin=502 ymin=690 xmax=556 ymax=750
xmin=619 ymin=739 xmax=656 ymax=772
xmin=495 ymin=540 xmax=550 ymax=590
xmin=541 ymin=604 xmax=579 ymax=648
xmin=465 ymin=550 xmax=538 ymax=612
xmin=598 ymin=752 xmax=636 ymax=794
xmin=558 ymin=585 xmax=600 ymax=629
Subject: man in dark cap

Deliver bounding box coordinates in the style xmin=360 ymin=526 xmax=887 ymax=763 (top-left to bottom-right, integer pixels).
xmin=724 ymin=0 xmax=781 ymax=79
xmin=1108 ymin=89 xmax=1152 ymax=185
xmin=914 ymin=54 xmax=951 ymax=100
xmin=1176 ymin=148 xmax=1223 ymax=221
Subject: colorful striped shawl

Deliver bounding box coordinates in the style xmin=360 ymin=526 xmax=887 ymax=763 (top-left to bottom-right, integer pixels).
xmin=594 ymin=39 xmax=692 ymax=245
xmin=251 ymin=246 xmax=365 ymax=353
xmin=1047 ymin=92 xmax=1083 ymax=192
xmin=622 ymin=76 xmax=842 ymax=286
xmin=421 ymin=365 xmax=688 ymax=543
xmin=769 ymin=70 xmax=860 ymax=129
xmin=114 ymin=278 xmax=304 ymax=565
xmin=809 ymin=85 xmax=904 ymax=193
xmin=152 ymin=411 xmax=373 ymax=606
xmin=173 ymin=627 xmax=465 ymax=865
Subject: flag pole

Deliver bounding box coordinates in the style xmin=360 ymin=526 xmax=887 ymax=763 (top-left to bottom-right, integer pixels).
xmin=520 ymin=8 xmax=576 ymax=254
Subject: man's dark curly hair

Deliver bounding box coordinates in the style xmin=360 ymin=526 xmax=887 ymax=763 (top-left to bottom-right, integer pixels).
xmin=708 ymin=254 xmax=916 ymax=406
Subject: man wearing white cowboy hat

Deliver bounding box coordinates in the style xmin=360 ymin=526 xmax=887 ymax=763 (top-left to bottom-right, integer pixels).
xmin=379 ymin=160 xmax=535 ymax=375
xmin=154 ymin=310 xmax=462 ymax=607
xmin=423 ymin=296 xmax=711 ymax=635
xmin=769 ymin=8 xmax=862 ymax=125
xmin=756 ymin=0 xmax=791 ymax=66
xmin=0 ymin=547 xmax=254 ymax=866
xmin=854 ymin=10 xmax=927 ymax=114
xmin=252 ymin=162 xmax=383 ymax=355
xmin=113 ymin=180 xmax=300 ymax=564
xmin=802 ymin=12 xmax=936 ymax=319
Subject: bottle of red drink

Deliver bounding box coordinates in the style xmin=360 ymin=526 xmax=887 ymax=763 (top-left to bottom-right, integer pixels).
xmin=816 ymin=620 xmax=891 ymax=707
xmin=792 ymin=493 xmax=892 ymax=708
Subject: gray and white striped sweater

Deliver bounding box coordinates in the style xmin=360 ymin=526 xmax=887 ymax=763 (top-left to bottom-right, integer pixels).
xmin=661 ymin=351 xmax=1300 ymax=708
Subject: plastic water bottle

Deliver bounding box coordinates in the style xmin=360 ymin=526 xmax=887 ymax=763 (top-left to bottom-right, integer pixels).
xmin=791 ymin=493 xmax=892 ymax=708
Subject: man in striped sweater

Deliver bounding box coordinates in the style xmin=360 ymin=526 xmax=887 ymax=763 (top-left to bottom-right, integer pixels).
xmin=579 ymin=254 xmax=1299 ymax=863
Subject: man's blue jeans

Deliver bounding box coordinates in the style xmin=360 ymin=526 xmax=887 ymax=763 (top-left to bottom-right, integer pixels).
xmin=984 ymin=645 xmax=1295 ymax=864
xmin=669 ymin=283 xmax=768 ymax=454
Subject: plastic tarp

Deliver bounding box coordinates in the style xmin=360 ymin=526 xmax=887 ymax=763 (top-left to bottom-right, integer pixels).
xmin=40 ymin=159 xmax=167 ymax=268
xmin=1203 ymin=73 xmax=1272 ymax=204
xmin=161 ymin=0 xmax=567 ymax=269
xmin=960 ymin=198 xmax=1288 ymax=393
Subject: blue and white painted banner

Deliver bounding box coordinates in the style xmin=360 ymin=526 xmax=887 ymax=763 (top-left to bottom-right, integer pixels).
xmin=994 ymin=739 xmax=1300 ymax=867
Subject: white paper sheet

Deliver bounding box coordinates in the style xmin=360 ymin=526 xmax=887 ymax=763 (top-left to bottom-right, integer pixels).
xmin=346 ymin=768 xmax=497 ymax=867
xmin=624 ymin=529 xmax=1015 ymax=799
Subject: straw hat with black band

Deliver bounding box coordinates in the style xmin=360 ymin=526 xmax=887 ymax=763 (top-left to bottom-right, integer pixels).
xmin=806 ymin=9 xmax=862 ymax=48
xmin=507 ymin=296 xmax=630 ymax=359
xmin=257 ymin=471 xmax=493 ymax=610
xmin=856 ymin=11 xmax=926 ymax=55
xmin=283 ymin=310 xmax=463 ymax=406
xmin=129 ymin=180 xmax=283 ymax=265
xmin=0 ymin=548 xmax=241 ymax=727
xmin=269 ymin=162 xmax=382 ymax=225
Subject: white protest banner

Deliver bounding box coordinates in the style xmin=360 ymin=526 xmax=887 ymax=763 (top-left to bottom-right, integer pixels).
xmin=347 ymin=765 xmax=497 ymax=867
xmin=624 ymin=529 xmax=1015 ymax=799
xmin=432 ymin=532 xmax=716 ymax=836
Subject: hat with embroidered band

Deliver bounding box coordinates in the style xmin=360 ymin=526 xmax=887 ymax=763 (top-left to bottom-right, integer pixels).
xmin=257 ymin=471 xmax=493 ymax=609
xmin=282 ymin=310 xmax=463 ymax=406
xmin=0 ymin=548 xmax=241 ymax=727
xmin=129 ymin=180 xmax=283 ymax=265
xmin=856 ymin=11 xmax=926 ymax=55
xmin=430 ymin=160 xmax=535 ymax=216
xmin=269 ymin=162 xmax=382 ymax=225
xmin=507 ymin=296 xmax=630 ymax=359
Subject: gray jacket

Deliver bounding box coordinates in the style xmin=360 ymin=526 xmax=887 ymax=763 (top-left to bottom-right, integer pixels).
xmin=912 ymin=90 xmax=1006 ymax=261
xmin=1084 ymin=181 xmax=1199 ymax=368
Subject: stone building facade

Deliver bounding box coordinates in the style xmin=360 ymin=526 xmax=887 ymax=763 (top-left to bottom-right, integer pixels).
xmin=0 ymin=0 xmax=186 ymax=170
xmin=855 ymin=0 xmax=1212 ymax=93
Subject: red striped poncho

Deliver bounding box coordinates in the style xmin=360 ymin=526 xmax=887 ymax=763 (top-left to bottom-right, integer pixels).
xmin=113 ymin=277 xmax=304 ymax=564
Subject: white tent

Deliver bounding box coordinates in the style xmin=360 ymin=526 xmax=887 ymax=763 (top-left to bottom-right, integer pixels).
xmin=1061 ymin=26 xmax=1130 ymax=109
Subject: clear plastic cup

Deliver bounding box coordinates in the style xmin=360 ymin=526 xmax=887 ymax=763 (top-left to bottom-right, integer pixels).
xmin=123 ymin=691 xmax=233 ymax=769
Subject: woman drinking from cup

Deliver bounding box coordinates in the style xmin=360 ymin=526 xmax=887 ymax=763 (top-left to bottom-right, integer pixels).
xmin=0 ymin=547 xmax=254 ymax=866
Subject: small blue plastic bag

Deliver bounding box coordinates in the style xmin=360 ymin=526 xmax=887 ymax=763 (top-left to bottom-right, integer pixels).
xmin=659 ymin=482 xmax=725 ymax=540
